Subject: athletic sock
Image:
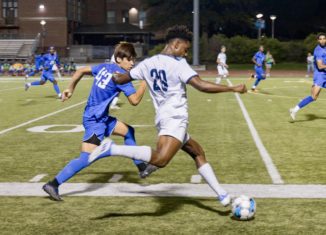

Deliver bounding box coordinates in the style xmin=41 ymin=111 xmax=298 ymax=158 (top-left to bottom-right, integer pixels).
xmin=198 ymin=163 xmax=227 ymax=196
xmin=53 ymin=84 xmax=61 ymax=95
xmin=31 ymin=81 xmax=41 ymax=86
xmin=298 ymin=96 xmax=314 ymax=109
xmin=55 ymin=152 xmax=90 ymax=184
xmin=110 ymin=144 xmax=152 ymax=163
xmin=124 ymin=126 xmax=144 ymax=166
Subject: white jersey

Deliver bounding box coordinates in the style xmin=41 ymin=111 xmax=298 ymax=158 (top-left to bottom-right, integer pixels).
xmin=217 ymin=52 xmax=227 ymax=66
xmin=130 ymin=54 xmax=198 ymax=124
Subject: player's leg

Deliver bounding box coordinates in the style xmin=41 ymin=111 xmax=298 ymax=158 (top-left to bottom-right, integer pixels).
xmin=181 ymin=137 xmax=230 ymax=206
xmin=251 ymin=68 xmax=265 ymax=91
xmin=216 ymin=66 xmax=222 ymax=84
xmin=290 ymin=85 xmax=321 ymax=120
xmin=24 ymin=74 xmax=46 ymax=91
xmin=111 ymin=120 xmax=149 ymax=174
xmin=48 ymin=75 xmax=62 ymax=98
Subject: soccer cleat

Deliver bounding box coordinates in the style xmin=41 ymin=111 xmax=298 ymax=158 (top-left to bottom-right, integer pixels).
xmin=139 ymin=164 xmax=159 ymax=179
xmin=88 ymin=138 xmax=114 ymax=163
xmin=289 ymin=108 xmax=297 ymax=121
xmin=24 ymin=83 xmax=30 ymax=91
xmin=42 ymin=182 xmax=62 ymax=201
xmin=218 ymin=193 xmax=231 ymax=207
xmin=110 ymin=105 xmax=121 ymax=110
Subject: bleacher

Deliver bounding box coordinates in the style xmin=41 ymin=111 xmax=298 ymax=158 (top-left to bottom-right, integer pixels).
xmin=0 ymin=39 xmax=37 ymax=60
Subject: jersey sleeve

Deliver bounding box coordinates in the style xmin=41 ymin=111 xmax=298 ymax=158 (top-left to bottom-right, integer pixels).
xmin=91 ymin=64 xmax=103 ymax=77
xmin=314 ymin=47 xmax=323 ymax=61
xmin=117 ymin=82 xmax=136 ymax=97
xmin=178 ymin=59 xmax=198 ymax=83
xmin=129 ymin=60 xmax=147 ymax=80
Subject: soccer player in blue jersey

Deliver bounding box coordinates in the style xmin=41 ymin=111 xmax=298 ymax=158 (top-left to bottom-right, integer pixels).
xmin=25 ymin=47 xmax=62 ymax=98
xmin=250 ymin=45 xmax=266 ymax=92
xmin=42 ymin=42 xmax=148 ymax=201
xmin=289 ymin=33 xmax=326 ymax=120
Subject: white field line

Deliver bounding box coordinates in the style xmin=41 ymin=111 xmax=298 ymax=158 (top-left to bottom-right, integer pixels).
xmin=108 ymin=174 xmax=123 ymax=183
xmin=0 ymin=100 xmax=86 ymax=135
xmin=190 ymin=175 xmax=202 ymax=183
xmin=227 ymin=79 xmax=284 ymax=184
xmin=1 ymin=182 xmax=326 ymax=198
xmin=29 ymin=174 xmax=48 ymax=182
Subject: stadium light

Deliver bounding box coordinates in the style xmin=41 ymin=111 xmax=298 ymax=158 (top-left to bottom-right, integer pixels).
xmin=39 ymin=4 xmax=45 ymax=11
xmin=255 ymin=13 xmax=264 ymax=40
xmin=270 ymin=15 xmax=277 ymax=39
xmin=40 ymin=20 xmax=46 ymax=26
xmin=256 ymin=13 xmax=263 ymax=19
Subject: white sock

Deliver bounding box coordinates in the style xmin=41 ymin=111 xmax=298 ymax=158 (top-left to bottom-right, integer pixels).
xmin=198 ymin=163 xmax=227 ymax=196
xmin=216 ymin=77 xmax=221 ymax=84
xmin=111 ymin=144 xmax=152 ymax=162
xmin=111 ymin=97 xmax=119 ymax=107
xmin=293 ymin=105 xmax=300 ymax=112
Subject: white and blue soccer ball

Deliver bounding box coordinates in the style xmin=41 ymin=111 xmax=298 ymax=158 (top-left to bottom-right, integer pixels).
xmin=231 ymin=195 xmax=256 ymax=220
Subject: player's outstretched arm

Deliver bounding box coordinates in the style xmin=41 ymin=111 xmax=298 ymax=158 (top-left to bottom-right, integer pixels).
xmin=112 ymin=72 xmax=132 ymax=84
xmin=62 ymin=66 xmax=92 ymax=101
xmin=127 ymin=80 xmax=147 ymax=106
xmin=188 ymin=76 xmax=247 ymax=94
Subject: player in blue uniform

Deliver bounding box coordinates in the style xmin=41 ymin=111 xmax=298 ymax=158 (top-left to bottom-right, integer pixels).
xmin=25 ymin=47 xmax=61 ymax=98
xmin=42 ymin=42 xmax=149 ymax=201
xmin=289 ymin=33 xmax=326 ymax=120
xmin=250 ymin=45 xmax=266 ymax=92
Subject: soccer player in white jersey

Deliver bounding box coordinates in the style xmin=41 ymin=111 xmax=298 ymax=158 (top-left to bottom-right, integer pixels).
xmin=216 ymin=45 xmax=229 ymax=84
xmin=83 ymin=25 xmax=247 ymax=207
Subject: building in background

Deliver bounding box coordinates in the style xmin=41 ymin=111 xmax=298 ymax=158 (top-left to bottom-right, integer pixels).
xmin=0 ymin=0 xmax=152 ymax=60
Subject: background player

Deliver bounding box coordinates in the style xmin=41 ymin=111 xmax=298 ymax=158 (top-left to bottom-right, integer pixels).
xmin=25 ymin=47 xmax=61 ymax=98
xmin=86 ymin=25 xmax=247 ymax=207
xmin=43 ymin=42 xmax=149 ymax=200
xmin=289 ymin=33 xmax=326 ymax=120
xmin=250 ymin=45 xmax=266 ymax=92
xmin=216 ymin=45 xmax=229 ymax=84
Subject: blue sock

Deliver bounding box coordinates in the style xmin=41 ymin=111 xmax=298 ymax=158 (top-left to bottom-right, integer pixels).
xmin=55 ymin=152 xmax=90 ymax=184
xmin=31 ymin=81 xmax=41 ymax=86
xmin=53 ymin=84 xmax=61 ymax=95
xmin=298 ymin=96 xmax=314 ymax=109
xmin=254 ymin=78 xmax=261 ymax=87
xmin=124 ymin=125 xmax=143 ymax=165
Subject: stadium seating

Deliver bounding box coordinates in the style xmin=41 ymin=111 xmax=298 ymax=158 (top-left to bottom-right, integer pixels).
xmin=0 ymin=39 xmax=36 ymax=59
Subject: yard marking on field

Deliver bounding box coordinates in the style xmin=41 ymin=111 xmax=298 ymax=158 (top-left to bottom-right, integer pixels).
xmin=227 ymin=79 xmax=284 ymax=184
xmin=108 ymin=174 xmax=123 ymax=183
xmin=29 ymin=174 xmax=48 ymax=183
xmin=0 ymin=100 xmax=86 ymax=136
xmin=190 ymin=175 xmax=202 ymax=183
xmin=0 ymin=87 xmax=24 ymax=92
xmin=2 ymin=182 xmax=326 ymax=198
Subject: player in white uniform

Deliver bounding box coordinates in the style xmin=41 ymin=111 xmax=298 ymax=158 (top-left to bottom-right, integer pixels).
xmin=216 ymin=46 xmax=229 ymax=84
xmin=82 ymin=25 xmax=247 ymax=207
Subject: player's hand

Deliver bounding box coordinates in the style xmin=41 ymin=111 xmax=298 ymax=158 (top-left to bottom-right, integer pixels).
xmin=233 ymin=84 xmax=247 ymax=93
xmin=62 ymin=89 xmax=73 ymax=102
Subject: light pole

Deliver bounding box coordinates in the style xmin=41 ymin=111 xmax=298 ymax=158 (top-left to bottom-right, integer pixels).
xmin=40 ymin=20 xmax=46 ymax=49
xmin=270 ymin=15 xmax=277 ymax=39
xmin=256 ymin=13 xmax=264 ymax=40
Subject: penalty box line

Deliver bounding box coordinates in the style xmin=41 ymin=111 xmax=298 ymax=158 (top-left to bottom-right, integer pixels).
xmin=226 ymin=79 xmax=284 ymax=184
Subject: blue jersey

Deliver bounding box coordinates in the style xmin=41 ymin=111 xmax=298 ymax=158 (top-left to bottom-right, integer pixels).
xmin=84 ymin=63 xmax=136 ymax=120
xmin=254 ymin=51 xmax=265 ymax=69
xmin=313 ymin=45 xmax=326 ymax=75
xmin=35 ymin=54 xmax=44 ymax=70
xmin=42 ymin=53 xmax=60 ymax=71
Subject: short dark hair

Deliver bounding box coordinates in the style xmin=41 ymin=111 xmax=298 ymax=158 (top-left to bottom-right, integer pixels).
xmin=114 ymin=42 xmax=137 ymax=61
xmin=165 ymin=25 xmax=193 ymax=43
xmin=317 ymin=32 xmax=326 ymax=40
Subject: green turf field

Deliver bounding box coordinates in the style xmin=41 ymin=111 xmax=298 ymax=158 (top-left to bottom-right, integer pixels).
xmin=1 ymin=75 xmax=326 ymax=234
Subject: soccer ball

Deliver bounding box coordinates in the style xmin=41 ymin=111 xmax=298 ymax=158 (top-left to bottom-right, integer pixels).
xmin=231 ymin=195 xmax=256 ymax=220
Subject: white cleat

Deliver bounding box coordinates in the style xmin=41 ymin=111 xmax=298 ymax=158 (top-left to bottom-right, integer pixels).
xmin=88 ymin=138 xmax=114 ymax=163
xmin=218 ymin=193 xmax=231 ymax=207
xmin=289 ymin=108 xmax=296 ymax=121
xmin=24 ymin=83 xmax=31 ymax=91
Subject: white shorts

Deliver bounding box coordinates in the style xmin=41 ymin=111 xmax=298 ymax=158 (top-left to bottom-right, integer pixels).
xmin=217 ymin=65 xmax=229 ymax=77
xmin=156 ymin=117 xmax=190 ymax=144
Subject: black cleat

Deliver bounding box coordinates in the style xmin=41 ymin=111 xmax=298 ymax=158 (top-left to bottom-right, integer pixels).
xmin=139 ymin=164 xmax=159 ymax=179
xmin=42 ymin=182 xmax=62 ymax=201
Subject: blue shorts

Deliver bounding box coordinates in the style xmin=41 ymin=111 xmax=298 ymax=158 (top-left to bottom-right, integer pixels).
xmin=255 ymin=67 xmax=265 ymax=80
xmin=41 ymin=70 xmax=55 ymax=82
xmin=313 ymin=74 xmax=326 ymax=88
xmin=82 ymin=116 xmax=117 ymax=142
